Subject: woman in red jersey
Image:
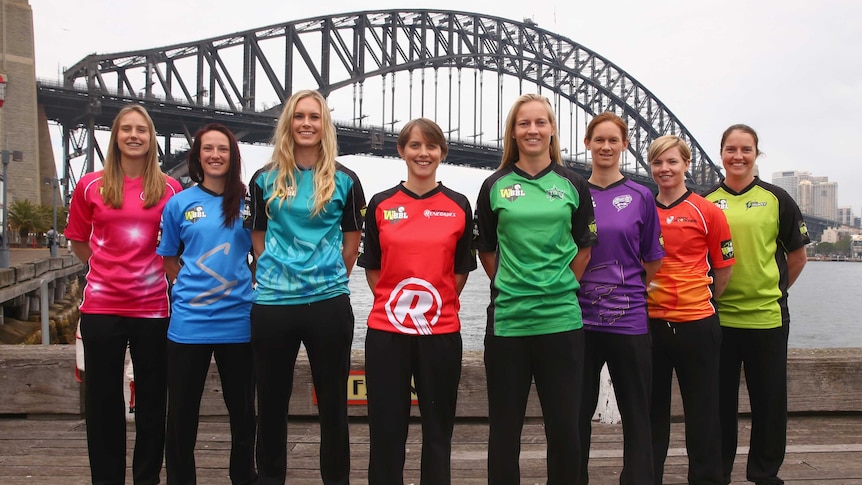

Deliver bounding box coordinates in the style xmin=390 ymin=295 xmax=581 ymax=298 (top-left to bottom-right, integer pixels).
xmin=358 ymin=118 xmax=476 ymax=485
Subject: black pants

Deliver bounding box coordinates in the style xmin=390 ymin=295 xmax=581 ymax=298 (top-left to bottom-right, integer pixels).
xmin=719 ymin=325 xmax=788 ymax=485
xmin=79 ymin=313 xmax=169 ymax=485
xmin=165 ymin=341 xmax=257 ymax=485
xmin=251 ymin=295 xmax=354 ymax=485
xmin=649 ymin=316 xmax=723 ymax=485
xmin=365 ymin=328 xmax=462 ymax=485
xmin=484 ymin=329 xmax=584 ymax=485
xmin=579 ymin=330 xmax=653 ymax=485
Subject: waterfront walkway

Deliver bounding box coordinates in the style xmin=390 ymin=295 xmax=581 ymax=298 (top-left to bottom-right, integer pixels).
xmin=1 ymin=414 xmax=860 ymax=484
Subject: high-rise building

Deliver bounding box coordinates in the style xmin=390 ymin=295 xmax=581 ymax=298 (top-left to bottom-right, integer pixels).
xmin=838 ymin=207 xmax=854 ymax=226
xmin=771 ymin=171 xmax=839 ymax=220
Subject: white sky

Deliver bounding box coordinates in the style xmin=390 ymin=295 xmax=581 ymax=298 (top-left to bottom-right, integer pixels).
xmin=29 ymin=0 xmax=862 ymax=211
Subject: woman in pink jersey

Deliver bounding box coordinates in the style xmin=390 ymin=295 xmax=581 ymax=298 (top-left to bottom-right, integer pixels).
xmin=647 ymin=135 xmax=735 ymax=485
xmin=66 ymin=104 xmax=182 ymax=485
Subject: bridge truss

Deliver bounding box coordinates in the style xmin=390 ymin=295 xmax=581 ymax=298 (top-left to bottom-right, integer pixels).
xmin=40 ymin=9 xmax=724 ymax=201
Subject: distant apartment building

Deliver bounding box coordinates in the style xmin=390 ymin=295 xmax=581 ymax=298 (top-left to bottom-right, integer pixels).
xmin=772 ymin=171 xmax=838 ymax=220
xmin=838 ymin=207 xmax=854 ymax=227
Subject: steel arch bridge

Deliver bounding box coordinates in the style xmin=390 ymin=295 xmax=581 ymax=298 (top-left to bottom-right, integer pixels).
xmin=39 ymin=9 xmax=723 ymax=201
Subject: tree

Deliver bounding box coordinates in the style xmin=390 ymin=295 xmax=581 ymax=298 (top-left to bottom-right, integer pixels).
xmin=8 ymin=199 xmax=48 ymax=239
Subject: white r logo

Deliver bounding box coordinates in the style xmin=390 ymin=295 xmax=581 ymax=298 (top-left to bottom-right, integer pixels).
xmin=385 ymin=277 xmax=442 ymax=335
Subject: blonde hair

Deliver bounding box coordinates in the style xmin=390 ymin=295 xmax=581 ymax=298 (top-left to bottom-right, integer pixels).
xmin=499 ymin=94 xmax=563 ymax=169
xmin=648 ymin=135 xmax=692 ymax=163
xmin=265 ymin=90 xmax=337 ymax=217
xmin=102 ymin=105 xmax=166 ymax=208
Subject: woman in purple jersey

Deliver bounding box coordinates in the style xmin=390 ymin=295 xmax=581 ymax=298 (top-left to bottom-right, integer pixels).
xmin=576 ymin=112 xmax=665 ymax=485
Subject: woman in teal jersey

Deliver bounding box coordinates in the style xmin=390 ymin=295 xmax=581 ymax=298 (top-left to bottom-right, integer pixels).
xmin=246 ymin=90 xmax=366 ymax=485
xmin=475 ymin=94 xmax=597 ymax=485
xmin=159 ymin=123 xmax=256 ymax=485
xmin=704 ymin=125 xmax=809 ymax=485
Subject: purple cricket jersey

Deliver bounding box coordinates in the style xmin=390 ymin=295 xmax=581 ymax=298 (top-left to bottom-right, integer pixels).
xmin=578 ymin=178 xmax=665 ymax=335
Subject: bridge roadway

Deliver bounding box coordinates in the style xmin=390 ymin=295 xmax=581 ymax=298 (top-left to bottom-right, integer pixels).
xmin=36 ymin=81 xmax=836 ymax=239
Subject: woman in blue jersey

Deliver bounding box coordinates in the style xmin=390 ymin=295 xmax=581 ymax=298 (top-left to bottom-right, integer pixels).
xmin=577 ymin=111 xmax=665 ymax=485
xmin=358 ymin=118 xmax=476 ymax=485
xmin=158 ymin=123 xmax=257 ymax=485
xmin=475 ymin=94 xmax=597 ymax=485
xmin=704 ymin=125 xmax=809 ymax=485
xmin=246 ymin=89 xmax=365 ymax=485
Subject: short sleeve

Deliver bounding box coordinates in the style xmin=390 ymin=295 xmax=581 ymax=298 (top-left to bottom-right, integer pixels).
xmin=65 ymin=177 xmax=94 ymax=242
xmin=775 ymin=186 xmax=811 ymax=253
xmin=156 ymin=197 xmax=181 ymax=257
xmin=705 ymin=201 xmax=735 ymax=269
xmin=340 ymin=169 xmax=366 ymax=233
xmin=245 ymin=170 xmax=268 ymax=232
xmin=474 ymin=177 xmax=498 ymax=253
xmin=567 ymin=172 xmax=598 ymax=249
xmin=357 ymin=195 xmax=381 ymax=270
xmin=639 ymin=190 xmax=665 ymax=262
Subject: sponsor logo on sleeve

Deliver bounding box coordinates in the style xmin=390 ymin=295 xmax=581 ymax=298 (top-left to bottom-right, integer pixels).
xmin=721 ymin=240 xmax=734 ymax=260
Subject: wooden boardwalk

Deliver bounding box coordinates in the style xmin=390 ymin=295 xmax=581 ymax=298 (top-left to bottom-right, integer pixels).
xmin=1 ymin=414 xmax=861 ymax=484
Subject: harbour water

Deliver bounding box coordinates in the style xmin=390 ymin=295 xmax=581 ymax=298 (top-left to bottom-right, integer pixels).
xmin=347 ymin=261 xmax=862 ymax=350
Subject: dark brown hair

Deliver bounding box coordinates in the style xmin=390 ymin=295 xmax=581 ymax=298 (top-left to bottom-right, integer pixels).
xmin=188 ymin=123 xmax=245 ymax=228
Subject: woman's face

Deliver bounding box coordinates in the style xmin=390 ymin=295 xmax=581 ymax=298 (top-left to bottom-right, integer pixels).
xmin=199 ymin=130 xmax=231 ymax=182
xmin=651 ymin=146 xmax=690 ymax=192
xmin=721 ymin=130 xmax=758 ymax=181
xmin=291 ymin=96 xmax=323 ymax=149
xmin=116 ymin=111 xmax=151 ymax=162
xmin=398 ymin=127 xmax=442 ymax=183
xmin=585 ymin=121 xmax=628 ymax=170
xmin=512 ymin=100 xmax=555 ymax=160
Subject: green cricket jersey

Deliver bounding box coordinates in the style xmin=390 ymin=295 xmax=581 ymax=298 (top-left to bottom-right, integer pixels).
xmin=475 ymin=163 xmax=598 ymax=336
xmin=703 ymin=178 xmax=810 ymax=329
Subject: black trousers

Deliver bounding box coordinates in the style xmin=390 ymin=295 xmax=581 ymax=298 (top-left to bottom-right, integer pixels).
xmin=719 ymin=325 xmax=788 ymax=485
xmin=251 ymin=295 xmax=354 ymax=485
xmin=79 ymin=313 xmax=169 ymax=485
xmin=365 ymin=328 xmax=462 ymax=485
xmin=579 ymin=330 xmax=654 ymax=485
xmin=165 ymin=341 xmax=257 ymax=485
xmin=484 ymin=329 xmax=584 ymax=485
xmin=649 ymin=316 xmax=723 ymax=485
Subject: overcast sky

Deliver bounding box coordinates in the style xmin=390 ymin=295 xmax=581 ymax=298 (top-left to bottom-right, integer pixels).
xmin=30 ymin=0 xmax=862 ymax=210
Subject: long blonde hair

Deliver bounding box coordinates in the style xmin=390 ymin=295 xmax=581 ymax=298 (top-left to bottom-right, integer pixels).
xmin=265 ymin=90 xmax=337 ymax=218
xmin=499 ymin=94 xmax=563 ymax=169
xmin=102 ymin=105 xmax=166 ymax=208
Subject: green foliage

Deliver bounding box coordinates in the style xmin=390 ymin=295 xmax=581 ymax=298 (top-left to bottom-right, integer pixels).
xmin=8 ymin=199 xmax=48 ymax=239
xmin=5 ymin=200 xmax=67 ymax=241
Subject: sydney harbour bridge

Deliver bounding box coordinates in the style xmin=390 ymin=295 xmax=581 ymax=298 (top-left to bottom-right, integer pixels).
xmin=37 ymin=9 xmax=727 ymax=199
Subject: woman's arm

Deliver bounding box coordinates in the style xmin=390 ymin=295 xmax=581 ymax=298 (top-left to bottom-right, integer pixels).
xmin=455 ymin=273 xmax=469 ymax=295
xmin=365 ymin=269 xmax=380 ymax=291
xmin=342 ymin=230 xmax=361 ymax=277
xmin=643 ymin=259 xmax=663 ymax=286
xmin=712 ymin=266 xmax=733 ymax=299
xmin=786 ymin=246 xmax=808 ymax=288
xmin=70 ymin=240 xmax=92 ymax=263
xmin=163 ymin=256 xmax=181 ymax=282
xmin=478 ymin=251 xmax=496 ymax=279
xmin=570 ymin=247 xmax=592 ymax=281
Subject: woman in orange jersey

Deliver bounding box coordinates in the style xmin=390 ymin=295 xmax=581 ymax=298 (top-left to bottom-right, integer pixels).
xmin=647 ymin=135 xmax=735 ymax=485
